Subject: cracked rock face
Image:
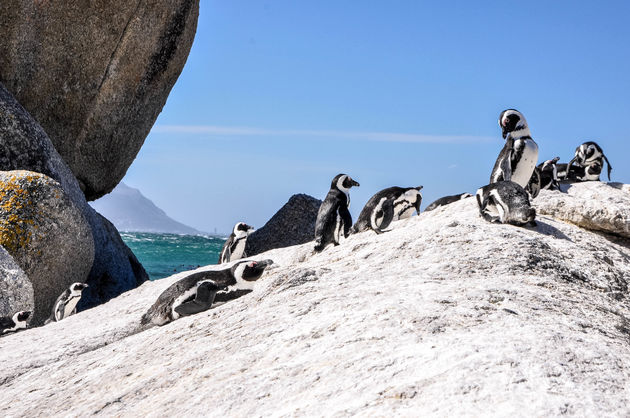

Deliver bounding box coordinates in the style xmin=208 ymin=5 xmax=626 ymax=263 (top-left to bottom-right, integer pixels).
xmin=1 ymin=194 xmax=629 ymax=415
xmin=0 ymin=246 xmax=33 ymax=319
xmin=0 ymin=0 xmax=199 ymax=200
xmin=0 ymin=171 xmax=94 ymax=326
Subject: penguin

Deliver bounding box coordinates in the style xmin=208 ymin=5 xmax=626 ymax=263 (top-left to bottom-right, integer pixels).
xmin=0 ymin=311 xmax=31 ymax=335
xmin=490 ymin=109 xmax=539 ymax=189
xmin=44 ymin=283 xmax=89 ymax=324
xmin=476 ymin=181 xmax=536 ymax=227
xmin=424 ymin=193 xmax=472 ymax=212
xmin=565 ymin=141 xmax=612 ymax=181
xmin=219 ymin=222 xmax=255 ymax=264
xmin=141 ymin=259 xmax=273 ymax=327
xmin=314 ymin=174 xmax=359 ymax=252
xmin=537 ymin=157 xmax=560 ymax=190
xmin=526 ymin=167 xmax=541 ymax=199
xmin=352 ymin=186 xmax=423 ymax=234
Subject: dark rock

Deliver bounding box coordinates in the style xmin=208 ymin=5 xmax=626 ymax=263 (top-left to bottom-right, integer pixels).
xmin=0 ymin=0 xmax=199 ymax=200
xmin=0 ymin=171 xmax=94 ymax=325
xmin=246 ymin=194 xmax=322 ymax=256
xmin=0 ymin=82 xmax=148 ymax=316
xmin=0 ymin=246 xmax=33 ymax=318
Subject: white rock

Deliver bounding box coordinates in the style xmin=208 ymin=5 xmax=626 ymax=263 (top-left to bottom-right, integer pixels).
xmin=1 ymin=194 xmax=629 ymax=416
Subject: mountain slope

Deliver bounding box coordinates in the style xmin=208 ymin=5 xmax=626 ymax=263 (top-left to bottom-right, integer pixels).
xmin=90 ymin=182 xmax=202 ymax=235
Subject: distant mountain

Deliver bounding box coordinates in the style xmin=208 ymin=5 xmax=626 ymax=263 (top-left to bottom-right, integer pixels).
xmin=90 ymin=183 xmax=204 ymax=235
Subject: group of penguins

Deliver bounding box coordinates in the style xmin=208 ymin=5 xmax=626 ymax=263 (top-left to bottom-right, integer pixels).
xmin=0 ymin=109 xmax=613 ymax=335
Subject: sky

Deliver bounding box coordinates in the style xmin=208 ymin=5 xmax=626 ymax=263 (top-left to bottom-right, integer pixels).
xmin=119 ymin=1 xmax=630 ymax=234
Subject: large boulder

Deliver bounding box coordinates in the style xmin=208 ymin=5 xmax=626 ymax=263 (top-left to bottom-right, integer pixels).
xmin=0 ymin=246 xmax=33 ymax=319
xmin=534 ymin=182 xmax=630 ymax=239
xmin=0 ymin=82 xmax=148 ymax=314
xmin=1 ymin=189 xmax=629 ymax=415
xmin=0 ymin=171 xmax=94 ymax=325
xmin=246 ymin=194 xmax=322 ymax=256
xmin=0 ymin=0 xmax=199 ymax=200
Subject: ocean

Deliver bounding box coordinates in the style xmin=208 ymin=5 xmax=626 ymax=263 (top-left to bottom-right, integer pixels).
xmin=120 ymin=232 xmax=226 ymax=280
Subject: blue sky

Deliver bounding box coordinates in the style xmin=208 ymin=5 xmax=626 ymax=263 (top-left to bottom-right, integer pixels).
xmin=120 ymin=1 xmax=630 ymax=234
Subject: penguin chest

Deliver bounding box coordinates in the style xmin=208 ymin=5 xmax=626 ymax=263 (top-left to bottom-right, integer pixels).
xmin=59 ymin=296 xmax=80 ymax=320
xmin=511 ymin=139 xmax=538 ymax=188
xmin=230 ymin=238 xmax=247 ymax=260
xmin=333 ymin=210 xmax=342 ymax=243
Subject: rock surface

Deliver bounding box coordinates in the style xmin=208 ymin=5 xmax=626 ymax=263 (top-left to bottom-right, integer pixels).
xmin=1 ymin=189 xmax=629 ymax=415
xmin=246 ymin=194 xmax=322 ymax=256
xmin=0 ymin=0 xmax=199 ymax=200
xmin=0 ymin=246 xmax=33 ymax=318
xmin=0 ymin=171 xmax=94 ymax=325
xmin=0 ymin=83 xmax=148 ymax=312
xmin=534 ymin=182 xmax=630 ymax=239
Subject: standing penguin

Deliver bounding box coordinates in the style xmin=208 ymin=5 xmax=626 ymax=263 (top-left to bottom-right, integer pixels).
xmin=476 ymin=181 xmax=536 ymax=227
xmin=141 ymin=259 xmax=273 ymax=326
xmin=1 ymin=311 xmax=31 ymax=335
xmin=424 ymin=193 xmax=472 ymax=212
xmin=219 ymin=222 xmax=255 ymax=264
xmin=44 ymin=283 xmax=89 ymax=324
xmin=352 ymin=186 xmax=422 ymax=234
xmin=565 ymin=141 xmax=612 ymax=181
xmin=490 ymin=109 xmax=539 ymax=188
xmin=314 ymin=174 xmax=359 ymax=252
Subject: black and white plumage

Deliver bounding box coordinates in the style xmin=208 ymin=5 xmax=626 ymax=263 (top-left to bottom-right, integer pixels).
xmin=536 ymin=157 xmax=561 ymax=190
xmin=314 ymin=174 xmax=359 ymax=252
xmin=490 ymin=109 xmax=539 ymax=189
xmin=141 ymin=259 xmax=274 ymax=327
xmin=44 ymin=283 xmax=88 ymax=324
xmin=562 ymin=141 xmax=612 ymax=181
xmin=352 ymin=186 xmax=423 ymax=234
xmin=219 ymin=222 xmax=255 ymax=264
xmin=476 ymin=181 xmax=536 ymax=227
xmin=424 ymin=193 xmax=472 ymax=212
xmin=0 ymin=311 xmax=30 ymax=335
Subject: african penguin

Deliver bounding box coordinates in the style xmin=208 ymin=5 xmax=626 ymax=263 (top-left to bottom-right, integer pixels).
xmin=424 ymin=193 xmax=473 ymax=212
xmin=44 ymin=283 xmax=88 ymax=324
xmin=526 ymin=167 xmax=541 ymax=199
xmin=352 ymin=186 xmax=423 ymax=234
xmin=0 ymin=311 xmax=31 ymax=335
xmin=219 ymin=222 xmax=255 ymax=264
xmin=490 ymin=109 xmax=539 ymax=189
xmin=537 ymin=157 xmax=560 ymax=190
xmin=314 ymin=174 xmax=359 ymax=252
xmin=476 ymin=181 xmax=536 ymax=227
xmin=141 ymin=259 xmax=273 ymax=326
xmin=565 ymin=141 xmax=612 ymax=181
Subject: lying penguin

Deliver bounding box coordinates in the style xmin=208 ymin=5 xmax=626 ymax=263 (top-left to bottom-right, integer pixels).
xmin=314 ymin=174 xmax=359 ymax=252
xmin=1 ymin=311 xmax=31 ymax=335
xmin=476 ymin=181 xmax=536 ymax=227
xmin=44 ymin=282 xmax=89 ymax=324
xmin=558 ymin=141 xmax=612 ymax=182
xmin=424 ymin=193 xmax=472 ymax=212
xmin=219 ymin=222 xmax=255 ymax=264
xmin=141 ymin=259 xmax=273 ymax=327
xmin=352 ymin=186 xmax=423 ymax=234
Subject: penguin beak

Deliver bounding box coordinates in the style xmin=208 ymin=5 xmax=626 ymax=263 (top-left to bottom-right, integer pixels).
xmin=351 ymin=180 xmax=360 ymax=187
xmin=257 ymin=259 xmax=274 ymax=268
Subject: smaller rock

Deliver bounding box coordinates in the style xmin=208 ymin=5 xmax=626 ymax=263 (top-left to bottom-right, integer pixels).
xmin=534 ymin=182 xmax=630 ymax=239
xmin=246 ymin=194 xmax=322 ymax=256
xmin=0 ymin=171 xmax=94 ymax=325
xmin=0 ymin=246 xmax=33 ymax=318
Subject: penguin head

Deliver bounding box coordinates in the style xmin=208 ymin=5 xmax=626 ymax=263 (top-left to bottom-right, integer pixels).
xmin=574 ymin=141 xmax=603 ymax=165
xmin=541 ymin=157 xmax=560 ymax=173
xmin=403 ymin=186 xmax=423 ymax=213
xmin=233 ymin=222 xmax=255 ymax=238
xmin=332 ymin=174 xmax=360 ymax=192
xmin=14 ymin=311 xmax=31 ymax=325
xmin=499 ymin=109 xmax=528 ymax=139
xmin=231 ymin=259 xmax=274 ymax=286
xmin=70 ymin=282 xmax=89 ymax=296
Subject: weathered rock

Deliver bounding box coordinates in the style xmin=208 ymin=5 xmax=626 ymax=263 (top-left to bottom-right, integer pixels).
xmin=1 ymin=190 xmax=629 ymax=415
xmin=534 ymin=182 xmax=630 ymax=239
xmin=0 ymin=82 xmax=148 ymax=312
xmin=0 ymin=246 xmax=33 ymax=318
xmin=0 ymin=0 xmax=199 ymax=200
xmin=246 ymin=194 xmax=322 ymax=256
xmin=0 ymin=171 xmax=94 ymax=325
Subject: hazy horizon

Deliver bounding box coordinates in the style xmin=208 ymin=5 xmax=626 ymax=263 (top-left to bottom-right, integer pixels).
xmin=118 ymin=1 xmax=630 ymax=233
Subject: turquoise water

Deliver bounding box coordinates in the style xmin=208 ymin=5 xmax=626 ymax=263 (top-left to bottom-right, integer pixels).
xmin=120 ymin=232 xmax=226 ymax=280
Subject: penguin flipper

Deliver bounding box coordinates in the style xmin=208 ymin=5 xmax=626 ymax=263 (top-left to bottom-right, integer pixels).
xmin=338 ymin=205 xmax=353 ymax=238
xmin=603 ymin=154 xmax=612 ymax=180
xmin=173 ymin=282 xmax=219 ymax=317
